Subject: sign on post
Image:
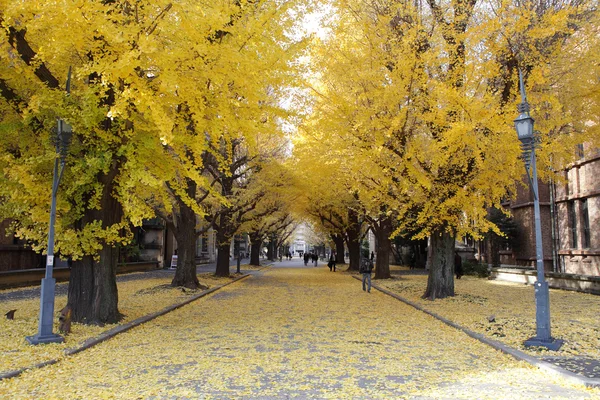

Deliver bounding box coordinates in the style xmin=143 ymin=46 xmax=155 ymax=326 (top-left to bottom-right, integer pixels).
xmin=170 ymin=255 xmax=178 ymax=270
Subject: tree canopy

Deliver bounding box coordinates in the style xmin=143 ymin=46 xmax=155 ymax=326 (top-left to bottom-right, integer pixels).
xmin=1 ymin=0 xmax=599 ymax=319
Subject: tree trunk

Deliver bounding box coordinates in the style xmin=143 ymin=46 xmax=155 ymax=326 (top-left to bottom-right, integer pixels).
xmin=333 ymin=234 xmax=345 ymax=264
xmin=214 ymin=210 xmax=234 ymax=277
xmin=249 ymin=233 xmax=261 ymax=266
xmin=67 ymin=161 xmax=121 ymax=324
xmin=171 ymin=179 xmax=201 ymax=288
xmin=172 ymin=231 xmax=201 ymax=289
xmin=347 ymin=238 xmax=360 ymax=271
xmin=423 ymin=228 xmax=455 ymax=300
xmin=215 ymin=242 xmax=231 ymax=277
xmin=346 ymin=209 xmax=361 ymax=271
xmin=266 ymin=240 xmax=273 ymax=261
xmin=68 ymin=250 xmax=120 ymax=324
xmin=374 ymin=216 xmax=392 ymax=279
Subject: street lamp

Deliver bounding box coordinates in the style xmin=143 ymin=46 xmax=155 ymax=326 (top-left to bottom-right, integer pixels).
xmin=514 ymin=70 xmax=562 ymax=351
xmin=26 ymin=122 xmax=72 ymax=344
xmin=27 ymin=69 xmax=73 ymax=345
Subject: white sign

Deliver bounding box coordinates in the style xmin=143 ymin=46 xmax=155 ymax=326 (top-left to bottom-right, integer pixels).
xmin=46 ymin=255 xmax=54 ymax=267
xmin=170 ymin=255 xmax=178 ymax=269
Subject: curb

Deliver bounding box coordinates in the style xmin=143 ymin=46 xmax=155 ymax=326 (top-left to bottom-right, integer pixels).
xmin=352 ymin=275 xmax=600 ymax=388
xmin=1 ymin=273 xmax=252 ymax=381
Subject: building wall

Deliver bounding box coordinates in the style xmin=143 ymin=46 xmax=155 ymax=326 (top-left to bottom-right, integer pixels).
xmin=0 ymin=219 xmax=44 ymax=271
xmin=490 ymin=144 xmax=599 ymax=277
xmin=554 ymin=147 xmax=600 ymax=276
xmin=505 ymin=175 xmax=554 ymax=271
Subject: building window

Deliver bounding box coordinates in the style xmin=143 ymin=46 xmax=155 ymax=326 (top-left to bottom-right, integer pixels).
xmin=201 ymin=235 xmax=209 ymax=253
xmin=576 ymin=143 xmax=584 ymax=159
xmin=582 ymin=199 xmax=590 ymax=249
xmin=568 ymin=201 xmax=578 ymax=248
xmin=196 ymin=238 xmax=202 ymax=257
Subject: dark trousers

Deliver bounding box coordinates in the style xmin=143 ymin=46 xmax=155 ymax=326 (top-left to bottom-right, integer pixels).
xmin=362 ymin=273 xmax=371 ymax=292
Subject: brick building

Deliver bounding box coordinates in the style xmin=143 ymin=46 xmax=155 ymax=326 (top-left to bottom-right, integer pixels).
xmin=554 ymin=144 xmax=599 ymax=276
xmin=482 ymin=143 xmax=599 ymax=278
xmin=0 ymin=219 xmax=43 ymax=272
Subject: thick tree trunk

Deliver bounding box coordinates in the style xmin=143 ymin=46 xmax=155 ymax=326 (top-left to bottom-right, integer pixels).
xmin=374 ymin=216 xmax=392 ymax=279
xmin=68 ymin=250 xmax=120 ymax=324
xmin=172 ymin=231 xmax=201 ymax=289
xmin=171 ymin=179 xmax=201 ymax=288
xmin=333 ymin=234 xmax=345 ymax=264
xmin=67 ymin=162 xmax=121 ymax=324
xmin=249 ymin=233 xmax=261 ymax=266
xmin=215 ymin=242 xmax=231 ymax=277
xmin=423 ymin=228 xmax=455 ymax=300
xmin=214 ymin=210 xmax=234 ymax=277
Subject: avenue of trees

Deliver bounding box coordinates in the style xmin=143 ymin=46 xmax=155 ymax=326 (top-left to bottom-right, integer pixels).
xmin=0 ymin=0 xmax=599 ymax=325
xmin=292 ymin=0 xmax=599 ymax=299
xmin=0 ymin=0 xmax=309 ymax=323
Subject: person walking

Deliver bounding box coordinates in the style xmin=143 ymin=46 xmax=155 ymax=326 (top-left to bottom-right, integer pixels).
xmin=360 ymin=258 xmax=374 ymax=292
xmin=328 ymin=252 xmax=336 ymax=272
xmin=370 ymin=251 xmax=375 ymax=262
xmin=454 ymin=251 xmax=463 ymax=280
xmin=303 ymin=252 xmax=309 ymax=266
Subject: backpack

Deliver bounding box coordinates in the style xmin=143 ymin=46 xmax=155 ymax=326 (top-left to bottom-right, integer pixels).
xmin=359 ymin=259 xmax=372 ymax=273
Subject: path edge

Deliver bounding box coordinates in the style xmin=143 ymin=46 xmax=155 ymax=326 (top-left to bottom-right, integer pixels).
xmin=1 ymin=273 xmax=252 ymax=381
xmin=351 ymin=275 xmax=600 ymax=389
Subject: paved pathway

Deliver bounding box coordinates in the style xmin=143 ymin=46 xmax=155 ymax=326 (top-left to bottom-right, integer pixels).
xmin=0 ymin=261 xmax=596 ymax=399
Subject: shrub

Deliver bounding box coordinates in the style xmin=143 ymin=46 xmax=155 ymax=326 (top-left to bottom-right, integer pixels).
xmin=462 ymin=260 xmax=490 ymax=278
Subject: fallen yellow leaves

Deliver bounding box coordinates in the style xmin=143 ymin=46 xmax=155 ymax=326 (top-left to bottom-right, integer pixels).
xmin=376 ymin=266 xmax=600 ymax=360
xmin=0 ymin=266 xmax=597 ymax=399
xmin=0 ymin=271 xmax=237 ymax=376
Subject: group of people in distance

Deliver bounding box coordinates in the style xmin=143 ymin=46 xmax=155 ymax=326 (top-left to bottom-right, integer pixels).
xmin=303 ymin=252 xmax=319 ymax=266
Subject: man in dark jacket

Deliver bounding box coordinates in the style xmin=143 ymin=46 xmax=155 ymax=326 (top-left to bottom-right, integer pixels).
xmin=455 ymin=252 xmax=463 ymax=279
xmin=359 ymin=259 xmax=374 ymax=292
xmin=328 ymin=252 xmax=336 ymax=272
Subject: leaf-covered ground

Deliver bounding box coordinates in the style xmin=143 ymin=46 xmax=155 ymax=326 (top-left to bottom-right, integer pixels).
xmin=375 ymin=266 xmax=600 ymax=361
xmin=1 ymin=264 xmax=598 ymax=399
xmin=0 ymin=270 xmax=239 ymax=375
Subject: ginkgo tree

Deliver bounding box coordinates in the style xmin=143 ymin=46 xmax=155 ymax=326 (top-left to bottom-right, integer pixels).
xmin=296 ymin=0 xmax=599 ymax=300
xmin=131 ymin=0 xmax=305 ymax=284
xmin=0 ymin=0 xmax=184 ymax=323
xmin=0 ymin=0 xmax=308 ymax=321
xmin=295 ymin=0 xmax=520 ymax=299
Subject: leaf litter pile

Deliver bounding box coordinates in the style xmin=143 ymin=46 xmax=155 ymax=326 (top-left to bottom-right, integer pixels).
xmin=1 ymin=267 xmax=598 ymax=399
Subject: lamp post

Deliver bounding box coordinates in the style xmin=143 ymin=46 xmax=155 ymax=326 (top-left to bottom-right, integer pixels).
xmin=514 ymin=71 xmax=563 ymax=351
xmin=26 ymin=119 xmax=72 ymax=344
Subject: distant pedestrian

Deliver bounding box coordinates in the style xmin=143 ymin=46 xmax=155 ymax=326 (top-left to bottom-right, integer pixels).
xmin=303 ymin=252 xmax=309 ymax=266
xmin=409 ymin=251 xmax=416 ymax=270
xmin=455 ymin=252 xmax=463 ymax=279
xmin=359 ymin=259 xmax=374 ymax=292
xmin=370 ymin=251 xmax=375 ymax=262
xmin=328 ymin=252 xmax=336 ymax=272
xmin=312 ymin=253 xmax=318 ymax=267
